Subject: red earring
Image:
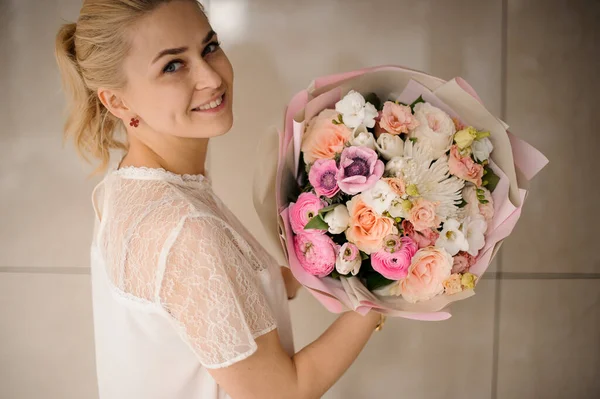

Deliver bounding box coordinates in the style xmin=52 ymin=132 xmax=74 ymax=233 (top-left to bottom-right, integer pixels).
xmin=129 ymin=117 xmax=140 ymax=128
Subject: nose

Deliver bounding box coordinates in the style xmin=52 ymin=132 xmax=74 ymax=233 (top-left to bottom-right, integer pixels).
xmin=193 ymin=59 xmax=223 ymax=91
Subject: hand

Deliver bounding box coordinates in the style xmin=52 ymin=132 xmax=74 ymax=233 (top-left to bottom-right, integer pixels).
xmin=280 ymin=266 xmax=302 ymax=300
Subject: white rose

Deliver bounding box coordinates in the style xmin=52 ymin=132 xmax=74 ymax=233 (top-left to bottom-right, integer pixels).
xmin=410 ymin=102 xmax=456 ymax=159
xmin=335 ymin=243 xmax=362 ymax=276
xmin=385 ymin=156 xmax=407 ymax=178
xmin=349 ymin=125 xmax=377 ymax=150
xmin=361 ymin=180 xmax=397 ymax=215
xmin=435 ymin=218 xmax=468 ymax=256
xmin=335 ymin=90 xmax=379 ymax=129
xmin=323 ymin=205 xmax=350 ymax=234
xmin=375 ymin=133 xmax=405 ymax=160
xmin=472 ymin=137 xmax=494 ymax=162
xmin=460 ymin=215 xmax=487 ymax=256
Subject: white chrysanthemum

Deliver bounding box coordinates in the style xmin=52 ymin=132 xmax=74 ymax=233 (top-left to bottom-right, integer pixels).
xmin=399 ymin=140 xmax=464 ymax=220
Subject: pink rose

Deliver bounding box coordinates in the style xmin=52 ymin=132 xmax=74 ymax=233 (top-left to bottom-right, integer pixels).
xmin=294 ymin=231 xmax=337 ymax=277
xmin=451 ymin=251 xmax=476 ymax=274
xmin=402 ymin=220 xmax=440 ymax=249
xmin=399 ymin=247 xmax=453 ymax=303
xmin=308 ymin=159 xmax=340 ymax=198
xmin=301 ymin=109 xmax=352 ymax=164
xmin=288 ymin=192 xmax=327 ymax=234
xmin=448 ymin=145 xmax=484 ymax=187
xmin=374 ymin=111 xmax=386 ymax=139
xmin=407 ymin=198 xmax=441 ymax=232
xmin=336 ymin=146 xmax=384 ymax=195
xmin=379 ymin=102 xmax=420 ymax=135
xmin=371 ymin=235 xmax=418 ymax=280
xmin=345 ymin=196 xmax=398 ymax=254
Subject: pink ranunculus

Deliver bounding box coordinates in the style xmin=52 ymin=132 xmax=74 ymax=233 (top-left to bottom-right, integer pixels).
xmin=293 ymin=231 xmax=337 ymax=277
xmin=402 ymin=220 xmax=440 ymax=249
xmin=308 ymin=159 xmax=340 ymax=198
xmin=288 ymin=192 xmax=327 ymax=234
xmin=379 ymin=102 xmax=420 ymax=135
xmin=336 ymin=146 xmax=384 ymax=195
xmin=407 ymin=198 xmax=442 ymax=232
xmin=301 ymin=109 xmax=352 ymax=164
xmin=451 ymin=251 xmax=476 ymax=274
xmin=399 ymin=247 xmax=454 ymax=303
xmin=448 ymin=145 xmax=485 ymax=187
xmin=371 ymin=236 xmax=418 ymax=280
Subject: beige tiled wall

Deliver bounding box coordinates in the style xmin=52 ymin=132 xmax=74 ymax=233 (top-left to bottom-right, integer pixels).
xmin=0 ymin=0 xmax=598 ymax=398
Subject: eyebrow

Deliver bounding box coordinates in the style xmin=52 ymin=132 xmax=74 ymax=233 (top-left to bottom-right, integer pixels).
xmin=151 ymin=30 xmax=217 ymax=64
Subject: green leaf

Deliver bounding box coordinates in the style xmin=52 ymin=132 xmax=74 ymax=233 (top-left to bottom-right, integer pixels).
xmin=456 ymin=198 xmax=468 ymax=208
xmin=318 ymin=204 xmax=339 ymax=216
xmin=330 ymin=270 xmax=342 ymax=280
xmin=332 ymin=119 xmax=341 ymax=125
xmin=304 ymin=215 xmax=329 ymax=231
xmin=338 ymin=114 xmax=344 ymax=124
xmin=483 ymin=166 xmax=500 ymax=192
xmin=364 ymin=273 xmax=396 ymax=291
xmin=409 ymin=137 xmax=418 ymax=143
xmin=360 ymin=251 xmax=369 ymax=261
xmin=364 ymin=92 xmax=383 ymax=111
xmin=409 ymin=95 xmax=425 ymax=112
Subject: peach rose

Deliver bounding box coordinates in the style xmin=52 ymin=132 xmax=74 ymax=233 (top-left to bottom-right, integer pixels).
xmin=379 ymin=102 xmax=420 ymax=135
xmin=345 ymin=196 xmax=398 ymax=254
xmin=448 ymin=145 xmax=484 ymax=187
xmin=407 ymin=198 xmax=441 ymax=232
xmin=443 ymin=274 xmax=463 ymax=295
xmin=383 ymin=177 xmax=406 ymax=197
xmin=399 ymin=247 xmax=453 ymax=303
xmin=301 ymin=109 xmax=352 ymax=164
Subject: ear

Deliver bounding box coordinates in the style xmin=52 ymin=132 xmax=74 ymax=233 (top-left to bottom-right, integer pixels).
xmin=97 ymin=88 xmax=131 ymax=120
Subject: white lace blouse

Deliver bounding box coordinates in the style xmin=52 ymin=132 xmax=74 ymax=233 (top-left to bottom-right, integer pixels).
xmin=89 ymin=165 xmax=295 ymax=399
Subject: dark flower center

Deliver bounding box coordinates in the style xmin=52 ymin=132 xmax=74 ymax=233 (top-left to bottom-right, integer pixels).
xmin=344 ymin=157 xmax=369 ymax=177
xmin=320 ymin=171 xmax=337 ymax=189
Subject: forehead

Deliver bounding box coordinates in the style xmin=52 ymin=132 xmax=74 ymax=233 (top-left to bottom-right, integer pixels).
xmin=126 ymin=1 xmax=211 ymax=64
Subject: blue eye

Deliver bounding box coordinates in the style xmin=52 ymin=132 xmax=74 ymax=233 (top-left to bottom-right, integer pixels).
xmin=163 ymin=60 xmax=183 ymax=74
xmin=202 ymin=41 xmax=221 ymax=57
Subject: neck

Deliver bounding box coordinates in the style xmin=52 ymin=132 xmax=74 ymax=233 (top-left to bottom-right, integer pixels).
xmin=120 ymin=131 xmax=210 ymax=176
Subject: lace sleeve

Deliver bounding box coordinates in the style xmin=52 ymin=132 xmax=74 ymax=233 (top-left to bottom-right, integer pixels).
xmin=158 ymin=215 xmax=277 ymax=369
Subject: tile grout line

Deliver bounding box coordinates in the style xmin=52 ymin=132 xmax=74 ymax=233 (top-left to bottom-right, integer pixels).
xmin=492 ymin=0 xmax=509 ymax=397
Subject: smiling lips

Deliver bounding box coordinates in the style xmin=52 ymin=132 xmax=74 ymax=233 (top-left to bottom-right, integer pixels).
xmin=192 ymin=93 xmax=226 ymax=112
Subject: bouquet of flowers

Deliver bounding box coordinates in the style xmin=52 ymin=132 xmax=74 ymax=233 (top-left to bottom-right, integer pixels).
xmin=253 ymin=65 xmax=547 ymax=320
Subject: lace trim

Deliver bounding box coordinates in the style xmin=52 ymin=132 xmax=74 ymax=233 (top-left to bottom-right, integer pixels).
xmin=113 ymin=165 xmax=210 ymax=185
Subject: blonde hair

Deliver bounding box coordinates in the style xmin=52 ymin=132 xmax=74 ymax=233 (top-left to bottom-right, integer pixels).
xmin=55 ymin=0 xmax=204 ymax=175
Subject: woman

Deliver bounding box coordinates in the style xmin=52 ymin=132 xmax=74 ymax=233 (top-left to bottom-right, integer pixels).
xmin=55 ymin=1 xmax=385 ymax=398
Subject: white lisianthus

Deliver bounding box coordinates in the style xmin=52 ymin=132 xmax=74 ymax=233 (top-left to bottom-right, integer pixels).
xmin=361 ymin=180 xmax=397 ymax=215
xmin=375 ymin=133 xmax=404 ymax=160
xmin=335 ymin=90 xmax=378 ymax=129
xmin=335 ymin=242 xmax=362 ymax=276
xmin=460 ymin=215 xmax=487 ymax=256
xmin=472 ymin=137 xmax=494 ymax=162
xmin=388 ymin=199 xmax=409 ymax=219
xmin=385 ymin=156 xmax=407 ymax=178
xmin=323 ymin=205 xmax=350 ymax=234
xmin=409 ymin=102 xmax=456 ymax=159
xmin=435 ymin=219 xmax=469 ymax=256
xmin=349 ymin=125 xmax=377 ymax=150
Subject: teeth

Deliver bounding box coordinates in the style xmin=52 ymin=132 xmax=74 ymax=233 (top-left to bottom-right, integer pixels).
xmin=196 ymin=95 xmax=223 ymax=111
